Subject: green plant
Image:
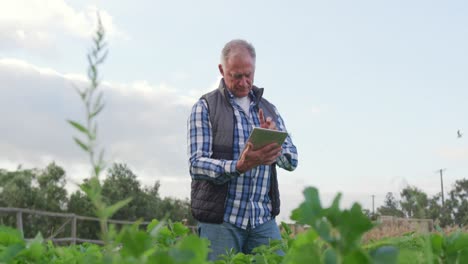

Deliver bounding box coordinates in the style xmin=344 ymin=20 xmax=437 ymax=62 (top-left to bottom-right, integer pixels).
xmin=67 ymin=15 xmax=131 ymax=245
xmin=289 ymin=187 xmax=399 ymax=263
xmin=430 ymin=226 xmax=468 ymax=263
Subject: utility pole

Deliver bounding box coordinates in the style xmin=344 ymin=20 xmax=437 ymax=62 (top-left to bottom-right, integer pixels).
xmin=371 ymin=195 xmax=375 ymax=219
xmin=438 ymin=169 xmax=446 ymax=207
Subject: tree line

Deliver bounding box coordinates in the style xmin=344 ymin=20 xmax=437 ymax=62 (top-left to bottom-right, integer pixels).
xmin=0 ymin=162 xmax=195 ymax=239
xmin=373 ymin=180 xmax=468 ymax=227
xmin=2 ymin=161 xmax=467 ymax=239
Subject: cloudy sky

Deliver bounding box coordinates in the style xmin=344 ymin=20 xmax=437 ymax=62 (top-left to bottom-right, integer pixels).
xmin=1 ymin=0 xmax=467 ymax=222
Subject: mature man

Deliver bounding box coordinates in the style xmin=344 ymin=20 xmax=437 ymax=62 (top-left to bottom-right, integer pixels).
xmin=187 ymin=39 xmax=298 ymax=260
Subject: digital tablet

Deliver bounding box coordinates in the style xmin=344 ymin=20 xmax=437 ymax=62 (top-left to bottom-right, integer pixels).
xmin=247 ymin=127 xmax=288 ymax=150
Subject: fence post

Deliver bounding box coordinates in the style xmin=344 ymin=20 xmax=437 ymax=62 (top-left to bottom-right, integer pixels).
xmin=16 ymin=211 xmax=23 ymax=238
xmin=71 ymin=214 xmax=77 ymax=245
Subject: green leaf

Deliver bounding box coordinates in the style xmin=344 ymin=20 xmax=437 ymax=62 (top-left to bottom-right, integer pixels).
xmin=0 ymin=243 xmax=25 ymax=262
xmin=291 ymin=187 xmax=323 ymax=225
xmin=73 ymin=137 xmax=89 ymax=152
xmin=87 ymin=54 xmax=93 ymax=69
xmin=90 ymin=104 xmax=105 ymax=118
xmin=322 ymin=248 xmax=338 ymax=264
xmin=67 ymin=120 xmax=89 ymax=135
xmin=230 ymin=252 xmax=252 ymax=263
xmin=172 ymin=222 xmax=189 ymax=237
xmin=283 ymin=230 xmax=321 ymax=264
xmin=325 ymin=193 xmax=342 ymax=227
xmin=343 ymin=249 xmax=370 ymax=264
xmin=157 ymin=226 xmax=175 ymax=247
xmin=281 ymin=221 xmax=292 ymax=236
xmin=338 ymin=203 xmax=374 ymax=251
xmin=446 ymin=232 xmax=468 ymax=256
xmin=0 ymin=226 xmax=24 ymax=246
xmin=430 ymin=233 xmax=443 ymax=256
xmin=93 ymin=164 xmax=102 ymax=178
xmin=25 ymin=239 xmax=44 ymax=260
xmin=93 ymin=91 xmax=103 ymax=111
xmin=396 ymin=249 xmax=424 ymax=264
xmin=118 ymin=227 xmax=152 ymax=258
xmin=96 ymin=50 xmax=109 ymax=64
xmin=99 ymin=197 xmax=133 ymax=219
xmin=170 ymin=235 xmax=210 ymax=264
xmin=446 ymin=230 xmax=461 ymax=244
xmin=459 ymin=248 xmax=468 ymax=263
xmin=252 ymin=253 xmax=270 ymax=264
xmin=147 ymin=219 xmax=160 ymax=233
xmin=81 ymin=177 xmax=102 ymax=203
xmin=88 ymin=63 xmax=97 ymax=80
xmin=315 ymin=220 xmax=333 ymax=243
xmin=73 ymin=84 xmax=87 ymax=100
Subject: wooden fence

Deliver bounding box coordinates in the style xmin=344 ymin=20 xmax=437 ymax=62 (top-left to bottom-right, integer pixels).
xmin=0 ymin=207 xmax=196 ymax=245
xmin=2 ymin=208 xmax=439 ymax=246
xmin=379 ymin=215 xmax=434 ymax=232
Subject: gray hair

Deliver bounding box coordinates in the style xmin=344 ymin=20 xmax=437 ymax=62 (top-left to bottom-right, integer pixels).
xmin=221 ymin=39 xmax=256 ymax=66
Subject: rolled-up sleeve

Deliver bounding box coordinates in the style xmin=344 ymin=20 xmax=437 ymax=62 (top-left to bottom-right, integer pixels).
xmin=274 ymin=107 xmax=298 ymax=171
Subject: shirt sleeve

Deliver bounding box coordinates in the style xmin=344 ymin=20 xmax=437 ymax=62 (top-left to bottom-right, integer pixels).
xmin=187 ymin=99 xmax=241 ymax=184
xmin=273 ymin=106 xmax=299 ymax=171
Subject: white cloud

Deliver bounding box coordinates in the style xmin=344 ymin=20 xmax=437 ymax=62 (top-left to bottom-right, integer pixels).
xmin=0 ymin=0 xmax=126 ymax=51
xmin=177 ymin=77 xmax=221 ymax=106
xmin=0 ymin=58 xmax=199 ymax=198
xmin=0 ymin=58 xmax=62 ymax=76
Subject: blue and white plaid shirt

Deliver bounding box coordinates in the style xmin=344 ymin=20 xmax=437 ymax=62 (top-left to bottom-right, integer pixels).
xmin=188 ymin=88 xmax=298 ymax=229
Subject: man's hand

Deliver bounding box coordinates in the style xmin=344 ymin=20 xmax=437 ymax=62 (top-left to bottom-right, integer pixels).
xmin=236 ymin=142 xmax=282 ymax=173
xmin=259 ymin=108 xmax=277 ymax=130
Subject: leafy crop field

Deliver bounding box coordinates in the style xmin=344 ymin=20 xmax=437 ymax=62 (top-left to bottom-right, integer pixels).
xmin=1 ymin=187 xmax=468 ymax=263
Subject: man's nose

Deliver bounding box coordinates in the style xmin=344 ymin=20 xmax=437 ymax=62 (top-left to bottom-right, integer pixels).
xmin=239 ymin=76 xmax=249 ymax=86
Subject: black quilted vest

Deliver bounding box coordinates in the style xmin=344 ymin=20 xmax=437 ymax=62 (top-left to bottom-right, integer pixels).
xmin=190 ymin=80 xmax=280 ymax=223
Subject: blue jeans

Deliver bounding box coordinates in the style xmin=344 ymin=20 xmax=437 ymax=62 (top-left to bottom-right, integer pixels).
xmin=198 ymin=219 xmax=283 ymax=261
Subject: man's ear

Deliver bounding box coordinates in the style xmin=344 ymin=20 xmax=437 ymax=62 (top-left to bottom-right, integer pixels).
xmin=218 ymin=64 xmax=224 ymax=76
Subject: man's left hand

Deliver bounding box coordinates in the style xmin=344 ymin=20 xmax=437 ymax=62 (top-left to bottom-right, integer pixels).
xmin=258 ymin=108 xmax=277 ymax=130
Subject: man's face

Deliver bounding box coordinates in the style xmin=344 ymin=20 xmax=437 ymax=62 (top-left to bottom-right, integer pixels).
xmin=219 ymin=51 xmax=255 ymax=98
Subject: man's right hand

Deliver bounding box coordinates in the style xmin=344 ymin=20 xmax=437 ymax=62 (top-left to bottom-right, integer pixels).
xmin=236 ymin=142 xmax=282 ymax=173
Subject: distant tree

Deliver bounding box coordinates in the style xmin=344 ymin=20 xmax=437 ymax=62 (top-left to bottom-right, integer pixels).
xmin=400 ymin=186 xmax=429 ymax=219
xmin=68 ymin=183 xmax=99 ymax=239
xmin=377 ymin=192 xmax=404 ymax=217
xmin=101 ymin=163 xmax=194 ymax=224
xmin=142 ymin=181 xmax=161 ymax=218
xmin=33 ymin=163 xmax=69 ymax=238
xmin=427 ymin=193 xmax=454 ymax=227
xmin=0 ymin=163 xmax=69 ymax=238
xmin=36 ymin=163 xmax=69 ymax=211
xmin=0 ymin=167 xmax=39 ymax=209
xmin=102 ymin=163 xmax=143 ymax=221
xmin=158 ymin=197 xmax=194 ymax=224
xmin=448 ymin=179 xmax=468 ymax=226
